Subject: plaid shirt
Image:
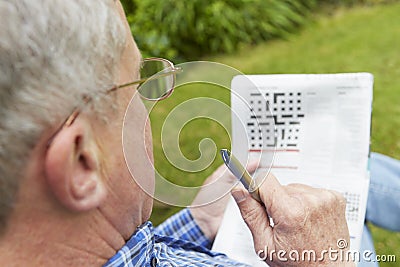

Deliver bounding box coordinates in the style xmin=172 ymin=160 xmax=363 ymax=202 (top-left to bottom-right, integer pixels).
xmin=103 ymin=208 xmax=249 ymax=267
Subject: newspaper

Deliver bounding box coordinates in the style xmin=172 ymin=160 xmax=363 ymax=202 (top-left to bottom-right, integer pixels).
xmin=212 ymin=73 xmax=373 ymax=266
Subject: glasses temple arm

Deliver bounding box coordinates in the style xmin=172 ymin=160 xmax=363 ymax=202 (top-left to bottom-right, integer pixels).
xmin=111 ymin=67 xmax=183 ymax=92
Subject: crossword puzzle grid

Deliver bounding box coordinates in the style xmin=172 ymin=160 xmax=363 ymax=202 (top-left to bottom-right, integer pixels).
xmin=246 ymin=90 xmax=362 ymax=223
xmin=247 ymin=91 xmax=305 ymax=150
xmin=342 ymin=192 xmax=361 ymax=222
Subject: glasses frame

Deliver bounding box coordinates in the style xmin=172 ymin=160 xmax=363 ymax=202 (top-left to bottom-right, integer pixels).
xmin=47 ymin=57 xmax=181 ymax=146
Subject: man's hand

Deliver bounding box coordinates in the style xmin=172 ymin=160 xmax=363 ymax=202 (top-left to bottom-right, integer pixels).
xmin=232 ymin=172 xmax=353 ymax=266
xmin=190 ymin=161 xmax=259 ymax=240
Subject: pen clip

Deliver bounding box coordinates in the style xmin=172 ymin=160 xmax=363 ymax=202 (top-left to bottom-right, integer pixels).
xmin=220 ymin=149 xmax=249 ymax=190
xmin=220 ymin=149 xmax=261 ymax=202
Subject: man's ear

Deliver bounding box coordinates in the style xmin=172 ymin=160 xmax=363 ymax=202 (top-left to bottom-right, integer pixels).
xmin=44 ymin=118 xmax=106 ymax=212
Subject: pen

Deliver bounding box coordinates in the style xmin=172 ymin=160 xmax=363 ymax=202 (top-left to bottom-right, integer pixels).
xmin=220 ymin=149 xmax=261 ymax=202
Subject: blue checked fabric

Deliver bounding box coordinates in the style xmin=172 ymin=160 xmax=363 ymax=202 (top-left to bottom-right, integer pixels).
xmin=103 ymin=208 xmax=250 ymax=267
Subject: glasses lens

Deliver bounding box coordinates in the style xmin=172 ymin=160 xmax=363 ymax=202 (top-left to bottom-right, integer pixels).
xmin=138 ymin=59 xmax=174 ymax=100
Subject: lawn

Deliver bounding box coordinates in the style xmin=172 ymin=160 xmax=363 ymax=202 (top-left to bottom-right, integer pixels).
xmin=149 ymin=2 xmax=400 ymax=265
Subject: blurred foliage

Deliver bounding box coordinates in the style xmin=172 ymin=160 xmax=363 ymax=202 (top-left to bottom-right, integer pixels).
xmin=122 ymin=0 xmax=317 ymax=60
xmin=320 ymin=0 xmax=397 ymax=6
xmin=121 ymin=0 xmax=397 ymax=60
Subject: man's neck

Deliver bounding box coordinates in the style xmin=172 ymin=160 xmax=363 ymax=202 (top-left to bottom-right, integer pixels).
xmin=0 ymin=204 xmax=125 ymax=266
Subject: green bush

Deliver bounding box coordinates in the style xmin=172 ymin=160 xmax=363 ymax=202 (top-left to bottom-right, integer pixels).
xmin=319 ymin=0 xmax=396 ymax=6
xmin=124 ymin=0 xmax=317 ymax=60
xmin=121 ymin=0 xmax=395 ymax=60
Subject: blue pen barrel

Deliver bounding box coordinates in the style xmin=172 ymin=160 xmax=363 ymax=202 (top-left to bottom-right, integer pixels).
xmin=220 ymin=149 xmax=252 ymax=190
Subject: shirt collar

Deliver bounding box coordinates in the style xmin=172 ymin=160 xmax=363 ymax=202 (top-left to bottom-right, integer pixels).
xmin=103 ymin=221 xmax=155 ymax=267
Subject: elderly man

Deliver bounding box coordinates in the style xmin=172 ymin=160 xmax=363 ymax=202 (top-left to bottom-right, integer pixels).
xmin=0 ymin=0 xmax=352 ymax=266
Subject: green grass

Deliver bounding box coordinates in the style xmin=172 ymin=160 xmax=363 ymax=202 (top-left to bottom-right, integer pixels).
xmin=149 ymin=2 xmax=400 ymax=265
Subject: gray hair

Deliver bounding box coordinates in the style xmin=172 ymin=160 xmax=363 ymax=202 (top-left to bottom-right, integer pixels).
xmin=0 ymin=0 xmax=126 ymax=230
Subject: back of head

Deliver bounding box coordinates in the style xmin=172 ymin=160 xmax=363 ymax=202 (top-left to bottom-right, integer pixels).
xmin=0 ymin=0 xmax=126 ymax=231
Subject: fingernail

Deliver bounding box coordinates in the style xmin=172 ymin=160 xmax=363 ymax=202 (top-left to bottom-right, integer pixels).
xmin=231 ymin=189 xmax=246 ymax=203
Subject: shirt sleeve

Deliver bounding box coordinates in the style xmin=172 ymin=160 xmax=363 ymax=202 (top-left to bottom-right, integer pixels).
xmin=154 ymin=208 xmax=212 ymax=249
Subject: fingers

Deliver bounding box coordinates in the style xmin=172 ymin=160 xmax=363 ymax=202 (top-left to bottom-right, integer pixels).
xmin=285 ymin=184 xmax=347 ymax=214
xmin=202 ymin=164 xmax=235 ymax=185
xmin=245 ymin=158 xmax=260 ymax=174
xmin=253 ymin=171 xmax=289 ymax=217
xmin=254 ymin=173 xmax=347 ymax=221
xmin=232 ymin=170 xmax=351 ymax=266
xmin=231 ymin=187 xmax=273 ymax=253
xmin=207 ymin=158 xmax=260 ymax=186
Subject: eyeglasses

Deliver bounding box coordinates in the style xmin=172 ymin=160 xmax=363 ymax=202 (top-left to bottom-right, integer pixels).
xmin=112 ymin=57 xmax=181 ymax=100
xmin=47 ymin=57 xmax=181 ymax=146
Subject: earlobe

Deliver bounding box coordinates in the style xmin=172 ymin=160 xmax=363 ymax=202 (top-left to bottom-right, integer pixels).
xmin=44 ymin=119 xmax=106 ymax=212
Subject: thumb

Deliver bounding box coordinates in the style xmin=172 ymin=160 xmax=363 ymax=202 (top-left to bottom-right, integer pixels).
xmin=231 ymin=187 xmax=273 ymax=254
